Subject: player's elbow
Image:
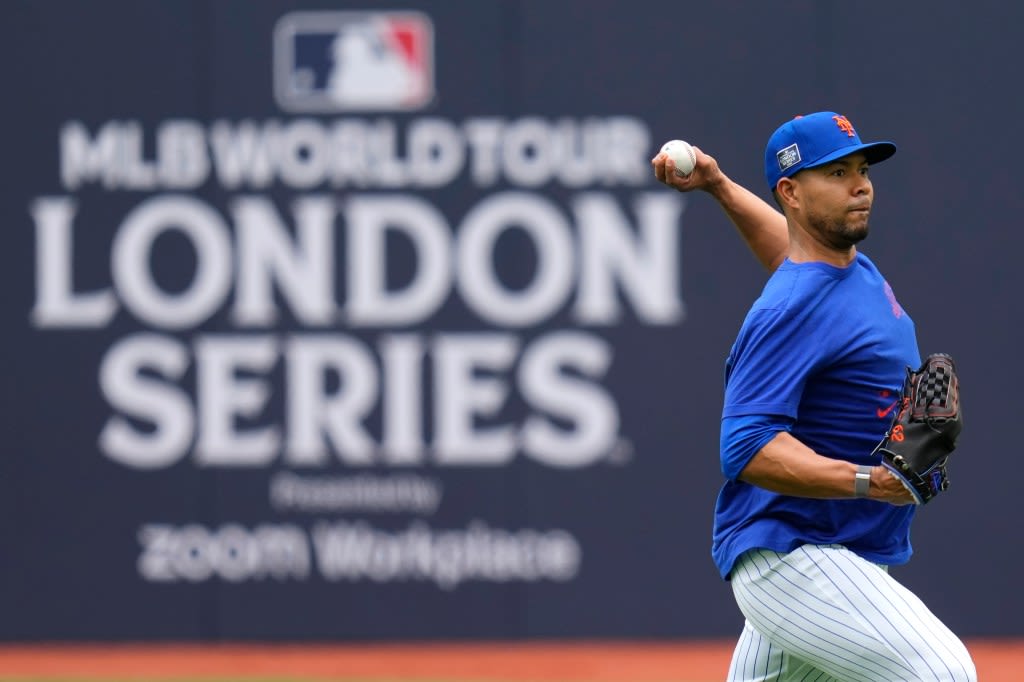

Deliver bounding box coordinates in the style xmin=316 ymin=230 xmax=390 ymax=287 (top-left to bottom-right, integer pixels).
xmin=720 ymin=415 xmax=789 ymax=481
xmin=721 ymin=449 xmax=757 ymax=481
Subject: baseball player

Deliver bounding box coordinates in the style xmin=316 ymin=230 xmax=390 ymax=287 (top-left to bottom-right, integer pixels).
xmin=653 ymin=112 xmax=976 ymax=681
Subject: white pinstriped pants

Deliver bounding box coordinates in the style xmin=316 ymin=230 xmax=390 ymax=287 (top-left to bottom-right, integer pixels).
xmin=726 ymin=545 xmax=976 ymax=682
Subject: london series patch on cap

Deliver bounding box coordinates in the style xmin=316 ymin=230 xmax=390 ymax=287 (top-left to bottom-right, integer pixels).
xmin=777 ymin=143 xmax=801 ymax=172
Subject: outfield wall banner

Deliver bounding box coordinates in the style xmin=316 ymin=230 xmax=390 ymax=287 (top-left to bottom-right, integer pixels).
xmin=2 ymin=1 xmax=1022 ymax=640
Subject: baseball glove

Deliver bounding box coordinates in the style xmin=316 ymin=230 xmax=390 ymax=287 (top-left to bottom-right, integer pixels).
xmin=873 ymin=353 xmax=962 ymax=504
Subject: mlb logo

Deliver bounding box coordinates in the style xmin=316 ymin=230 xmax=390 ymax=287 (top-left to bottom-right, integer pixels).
xmin=274 ymin=11 xmax=434 ymax=112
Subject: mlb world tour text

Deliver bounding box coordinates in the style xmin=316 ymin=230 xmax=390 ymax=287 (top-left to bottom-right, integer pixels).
xmin=32 ymin=116 xmax=687 ymax=473
xmin=31 ymin=115 xmax=688 ymax=584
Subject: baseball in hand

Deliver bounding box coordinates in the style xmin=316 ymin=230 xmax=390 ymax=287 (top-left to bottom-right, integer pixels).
xmin=660 ymin=139 xmax=696 ymax=177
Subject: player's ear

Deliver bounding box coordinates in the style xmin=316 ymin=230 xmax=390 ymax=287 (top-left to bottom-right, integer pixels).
xmin=776 ymin=177 xmax=800 ymax=210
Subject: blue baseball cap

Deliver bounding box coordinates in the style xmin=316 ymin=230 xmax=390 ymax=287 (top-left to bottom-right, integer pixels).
xmin=764 ymin=111 xmax=896 ymax=192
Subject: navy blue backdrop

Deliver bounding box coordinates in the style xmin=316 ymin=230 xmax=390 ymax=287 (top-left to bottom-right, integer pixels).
xmin=1 ymin=0 xmax=1021 ymax=641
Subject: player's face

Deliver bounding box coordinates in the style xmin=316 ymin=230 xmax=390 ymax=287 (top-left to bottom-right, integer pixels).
xmin=795 ymin=153 xmax=873 ymax=250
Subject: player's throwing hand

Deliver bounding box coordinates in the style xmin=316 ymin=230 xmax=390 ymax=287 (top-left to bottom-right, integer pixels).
xmin=651 ymin=145 xmax=723 ymax=193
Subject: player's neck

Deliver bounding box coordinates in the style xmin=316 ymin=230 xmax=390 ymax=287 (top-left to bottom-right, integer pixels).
xmin=786 ymin=223 xmax=857 ymax=267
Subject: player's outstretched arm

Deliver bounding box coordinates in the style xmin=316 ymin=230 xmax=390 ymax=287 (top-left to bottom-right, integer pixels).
xmin=652 ymin=147 xmax=788 ymax=271
xmin=739 ymin=432 xmax=917 ymax=505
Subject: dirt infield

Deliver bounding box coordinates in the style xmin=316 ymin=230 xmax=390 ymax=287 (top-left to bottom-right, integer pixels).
xmin=0 ymin=641 xmax=1021 ymax=681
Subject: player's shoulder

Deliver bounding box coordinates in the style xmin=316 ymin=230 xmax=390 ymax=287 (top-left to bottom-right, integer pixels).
xmin=755 ymin=257 xmax=845 ymax=309
xmin=848 ymin=251 xmax=895 ymax=291
xmin=854 ymin=250 xmax=881 ymax=275
xmin=744 ymin=257 xmax=859 ymax=331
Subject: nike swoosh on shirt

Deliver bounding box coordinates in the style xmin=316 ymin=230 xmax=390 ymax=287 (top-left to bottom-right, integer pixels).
xmin=876 ymin=402 xmax=898 ymax=418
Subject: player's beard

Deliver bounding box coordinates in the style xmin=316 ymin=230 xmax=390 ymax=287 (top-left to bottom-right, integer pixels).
xmin=806 ymin=207 xmax=870 ymax=250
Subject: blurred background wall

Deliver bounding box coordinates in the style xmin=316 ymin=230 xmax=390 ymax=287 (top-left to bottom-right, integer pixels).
xmin=1 ymin=0 xmax=1021 ymax=642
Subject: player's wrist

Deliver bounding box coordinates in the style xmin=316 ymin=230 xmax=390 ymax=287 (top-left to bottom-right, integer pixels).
xmin=867 ymin=465 xmax=890 ymax=500
xmin=854 ymin=464 xmax=872 ymax=498
xmin=703 ymin=168 xmax=730 ymax=199
xmin=865 ymin=465 xmax=891 ymax=500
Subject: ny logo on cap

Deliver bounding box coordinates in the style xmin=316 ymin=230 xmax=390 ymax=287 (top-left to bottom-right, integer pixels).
xmin=833 ymin=115 xmax=856 ymax=137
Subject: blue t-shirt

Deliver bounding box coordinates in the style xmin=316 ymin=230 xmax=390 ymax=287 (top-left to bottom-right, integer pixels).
xmin=712 ymin=252 xmax=920 ymax=579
